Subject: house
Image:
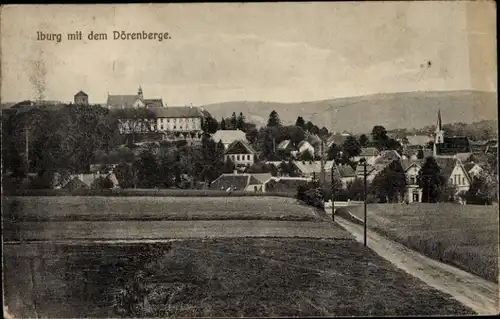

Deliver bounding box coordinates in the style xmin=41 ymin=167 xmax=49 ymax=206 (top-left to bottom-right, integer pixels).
xmin=406 ymin=134 xmax=433 ymax=147
xmin=224 ymin=140 xmax=257 ymax=167
xmin=264 ymin=176 xmax=312 ymax=193
xmin=212 ymin=130 xmax=247 ymax=149
xmin=436 ymin=158 xmax=472 ymax=196
xmin=61 ymin=177 xmax=90 ymax=191
xmin=292 ymin=160 xmax=335 ymax=180
xmin=74 ymin=90 xmax=89 ymax=105
xmin=325 ymin=133 xmax=348 ymax=149
xmin=352 ymin=147 xmax=380 ymax=163
xmin=150 ymin=106 xmax=205 ymax=141
xmin=401 ymin=159 xmax=423 ymax=203
xmin=296 ymin=140 xmax=315 ymax=157
xmin=209 ymin=172 xmax=272 ymax=192
xmin=372 ymin=150 xmax=401 ymax=164
xmin=463 ymin=162 xmax=483 ymax=178
xmin=277 ymin=139 xmax=296 ymax=153
xmin=306 ymin=134 xmax=322 ymax=157
xmin=335 ymin=164 xmax=357 ymax=187
xmin=355 ymin=159 xmax=394 ymax=183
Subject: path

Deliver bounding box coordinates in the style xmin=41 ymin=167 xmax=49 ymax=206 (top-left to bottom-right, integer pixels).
xmin=335 ymin=215 xmax=499 ymax=315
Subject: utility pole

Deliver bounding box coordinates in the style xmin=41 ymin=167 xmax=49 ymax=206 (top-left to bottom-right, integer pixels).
xmin=363 ymin=160 xmax=367 ymax=247
xmin=320 ymin=139 xmax=325 ymax=186
xmin=331 ymin=164 xmax=335 ymax=221
xmin=25 ymin=126 xmax=29 ymax=174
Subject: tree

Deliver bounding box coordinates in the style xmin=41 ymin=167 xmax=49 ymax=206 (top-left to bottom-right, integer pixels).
xmin=237 ymin=112 xmax=246 ymax=130
xmin=319 ymin=127 xmax=329 ymax=139
xmin=345 ymin=178 xmax=365 ymax=201
xmin=222 ymin=157 xmax=236 ymax=174
xmin=295 ymin=116 xmax=305 ymax=128
xmin=342 ymin=136 xmax=362 ymax=158
xmin=370 ymin=160 xmax=407 ymax=203
xmin=359 ymin=134 xmax=369 ymax=147
xmin=245 ymin=128 xmax=259 ymax=145
xmin=267 ymin=110 xmax=281 ymax=128
xmin=417 ymin=157 xmax=445 ymax=203
xmin=134 ymin=149 xmax=159 ymax=188
xmin=304 ymin=121 xmax=314 ymax=132
xmin=466 ymin=172 xmax=497 ymax=205
xmin=220 ymin=118 xmax=227 ymax=130
xmin=371 ymin=125 xmax=389 ymax=150
xmin=230 ymin=112 xmax=238 ymax=130
xmin=115 ymin=162 xmax=137 ymax=189
xmin=202 ymin=116 xmax=219 ymax=134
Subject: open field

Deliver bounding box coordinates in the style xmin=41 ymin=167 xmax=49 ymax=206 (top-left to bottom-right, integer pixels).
xmin=3 ymin=196 xmax=322 ymax=222
xmin=3 ymin=239 xmax=474 ymax=317
xmin=347 ymin=203 xmax=499 ymax=283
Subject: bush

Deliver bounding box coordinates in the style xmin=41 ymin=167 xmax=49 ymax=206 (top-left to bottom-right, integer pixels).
xmin=296 ymin=181 xmax=324 ymax=209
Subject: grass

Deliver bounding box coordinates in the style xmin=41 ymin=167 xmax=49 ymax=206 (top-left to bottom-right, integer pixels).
xmin=5 ymin=188 xmax=297 ymax=197
xmin=347 ymin=203 xmax=499 ymax=283
xmin=3 ymin=239 xmax=474 ymax=317
xmin=3 ymin=196 xmax=323 ymax=222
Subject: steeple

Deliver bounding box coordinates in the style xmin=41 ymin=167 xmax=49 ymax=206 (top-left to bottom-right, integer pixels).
xmin=433 ymin=109 xmax=445 ymax=157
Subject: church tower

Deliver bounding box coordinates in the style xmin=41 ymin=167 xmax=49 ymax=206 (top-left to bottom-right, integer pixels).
xmin=433 ymin=109 xmax=445 ymax=157
xmin=138 ymin=86 xmax=144 ymax=100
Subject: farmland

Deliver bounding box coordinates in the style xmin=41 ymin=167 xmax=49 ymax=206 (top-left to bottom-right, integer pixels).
xmin=3 ymin=239 xmax=474 ymax=317
xmin=347 ymin=203 xmax=499 ymax=283
xmin=3 ymin=196 xmax=324 ymax=222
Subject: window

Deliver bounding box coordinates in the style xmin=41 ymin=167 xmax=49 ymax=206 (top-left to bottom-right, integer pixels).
xmin=462 ymin=177 xmax=465 ymax=185
xmin=236 ymin=155 xmax=240 ymax=161
xmin=160 ymin=125 xmax=164 ymax=130
xmin=410 ymin=176 xmax=416 ymax=185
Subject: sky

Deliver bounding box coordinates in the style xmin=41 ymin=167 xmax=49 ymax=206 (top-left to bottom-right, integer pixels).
xmin=1 ymin=2 xmax=497 ymax=106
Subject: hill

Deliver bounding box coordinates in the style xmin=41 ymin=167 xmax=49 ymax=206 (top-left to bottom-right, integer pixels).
xmin=202 ymin=90 xmax=497 ymax=134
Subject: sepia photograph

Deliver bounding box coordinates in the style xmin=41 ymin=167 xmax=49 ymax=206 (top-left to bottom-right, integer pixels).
xmin=1 ymin=2 xmax=498 ymax=317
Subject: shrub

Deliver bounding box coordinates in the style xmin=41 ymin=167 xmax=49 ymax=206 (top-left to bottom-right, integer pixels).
xmin=296 ymin=181 xmax=324 ymax=209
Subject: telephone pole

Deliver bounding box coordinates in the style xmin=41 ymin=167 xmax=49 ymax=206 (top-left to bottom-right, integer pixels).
xmin=25 ymin=126 xmax=29 ymax=174
xmin=331 ymin=165 xmax=335 ymax=221
xmin=363 ymin=160 xmax=367 ymax=247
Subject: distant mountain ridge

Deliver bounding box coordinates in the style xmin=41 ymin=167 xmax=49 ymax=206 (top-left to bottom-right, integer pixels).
xmin=202 ymin=90 xmax=498 ymax=134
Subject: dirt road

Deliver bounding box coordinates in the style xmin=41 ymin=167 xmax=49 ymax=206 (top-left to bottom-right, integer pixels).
xmin=335 ymin=215 xmax=499 ymax=315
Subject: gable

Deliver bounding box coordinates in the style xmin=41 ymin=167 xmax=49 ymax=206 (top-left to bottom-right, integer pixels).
xmin=225 ymin=140 xmax=255 ymax=154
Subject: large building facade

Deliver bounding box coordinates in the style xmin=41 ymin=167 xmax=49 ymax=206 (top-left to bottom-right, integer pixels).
xmin=106 ymin=86 xmax=207 ymax=141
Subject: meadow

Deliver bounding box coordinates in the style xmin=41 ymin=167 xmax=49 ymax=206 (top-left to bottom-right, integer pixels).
xmin=3 ymin=196 xmax=323 ymax=222
xmin=3 ymin=239 xmax=474 ymax=317
xmin=347 ymin=203 xmax=499 ymax=283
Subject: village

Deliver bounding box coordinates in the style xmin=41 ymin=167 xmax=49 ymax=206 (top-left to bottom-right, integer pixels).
xmin=3 ymin=86 xmax=497 ymax=207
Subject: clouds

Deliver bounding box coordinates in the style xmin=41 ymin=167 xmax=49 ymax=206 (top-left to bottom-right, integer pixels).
xmin=1 ymin=2 xmax=495 ymax=105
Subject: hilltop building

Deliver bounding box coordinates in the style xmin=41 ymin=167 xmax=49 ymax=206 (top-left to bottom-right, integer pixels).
xmin=106 ymin=86 xmax=208 ymax=141
xmin=74 ymin=91 xmax=89 ymax=105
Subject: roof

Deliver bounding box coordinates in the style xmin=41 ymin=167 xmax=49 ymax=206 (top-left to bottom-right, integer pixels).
xmin=225 ymin=140 xmax=257 ymax=154
xmin=374 ymin=150 xmax=401 ymax=164
xmin=434 ymin=157 xmax=458 ymax=180
xmin=210 ymin=174 xmax=250 ymax=191
xmin=359 ymin=147 xmax=379 ymax=157
xmin=150 ymin=106 xmax=204 ymax=118
xmin=74 ymin=90 xmax=88 ymax=97
xmin=144 ymin=99 xmax=164 ymax=108
xmin=106 ymin=95 xmax=140 ymax=109
xmin=336 ymin=165 xmax=356 ymax=178
xmin=406 ymin=135 xmax=432 ymax=146
xmin=436 ymin=137 xmax=472 ymax=155
xmin=400 ymin=159 xmax=422 ymax=171
xmin=277 ymin=139 xmax=294 ymax=150
xmin=454 ymin=152 xmax=473 ymax=163
xmin=298 ymin=140 xmax=313 ymax=149
xmin=463 ymin=162 xmax=480 ymax=172
xmin=265 ymin=177 xmax=311 ymax=193
xmin=421 ymin=149 xmax=434 ymax=159
xmin=62 ymin=177 xmax=90 ymax=190
xmin=106 ymin=173 xmax=120 ymax=187
xmin=249 ymin=173 xmax=273 ymax=184
xmin=326 ymin=133 xmax=348 ymax=147
xmin=293 ymin=160 xmax=335 ymax=175
xmin=212 ymin=130 xmax=247 ymax=145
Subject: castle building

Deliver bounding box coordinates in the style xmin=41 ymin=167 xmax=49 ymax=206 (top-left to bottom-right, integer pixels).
xmin=106 ymin=86 xmax=208 ymax=141
xmin=74 ymin=91 xmax=89 ymax=105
